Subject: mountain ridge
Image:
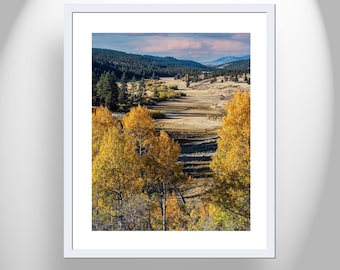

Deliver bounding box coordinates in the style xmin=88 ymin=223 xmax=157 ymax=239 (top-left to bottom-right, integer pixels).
xmin=92 ymin=48 xmax=250 ymax=80
xmin=203 ymin=55 xmax=250 ymax=66
xmin=93 ymin=48 xmax=208 ymax=80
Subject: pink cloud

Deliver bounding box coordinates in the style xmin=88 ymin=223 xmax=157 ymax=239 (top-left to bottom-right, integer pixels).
xmin=139 ymin=37 xmax=248 ymax=54
xmin=131 ymin=34 xmax=250 ymax=61
xmin=207 ymin=40 xmax=249 ymax=52
xmin=137 ymin=37 xmax=203 ymax=52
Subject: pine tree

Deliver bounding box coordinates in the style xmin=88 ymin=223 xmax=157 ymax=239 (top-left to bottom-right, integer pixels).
xmin=130 ymin=75 xmax=137 ymax=104
xmin=118 ymin=72 xmax=128 ymax=105
xmin=92 ymin=71 xmax=99 ymax=106
xmin=96 ymin=71 xmax=119 ymax=111
xmin=137 ymin=78 xmax=146 ymax=102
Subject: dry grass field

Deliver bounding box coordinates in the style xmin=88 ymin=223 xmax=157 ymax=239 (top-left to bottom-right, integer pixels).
xmin=147 ymin=76 xmax=250 ymax=197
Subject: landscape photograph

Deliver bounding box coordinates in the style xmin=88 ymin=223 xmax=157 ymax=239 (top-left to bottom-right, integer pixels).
xmin=91 ymin=33 xmax=250 ymax=231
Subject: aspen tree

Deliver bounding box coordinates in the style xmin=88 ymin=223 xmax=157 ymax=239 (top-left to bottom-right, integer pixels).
xmin=210 ymin=90 xmax=250 ymax=230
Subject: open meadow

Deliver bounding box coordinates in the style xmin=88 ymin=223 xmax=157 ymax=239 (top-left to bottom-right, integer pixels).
xmin=148 ymin=77 xmax=250 ymax=196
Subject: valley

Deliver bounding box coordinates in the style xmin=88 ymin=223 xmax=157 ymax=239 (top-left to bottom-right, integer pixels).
xmin=147 ymin=77 xmax=250 ymax=198
xmin=92 ymin=40 xmax=251 ymax=230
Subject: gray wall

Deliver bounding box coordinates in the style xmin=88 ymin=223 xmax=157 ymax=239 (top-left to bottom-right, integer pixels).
xmin=0 ymin=0 xmax=339 ymax=269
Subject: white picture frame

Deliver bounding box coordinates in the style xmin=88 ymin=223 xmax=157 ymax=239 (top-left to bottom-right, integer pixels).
xmin=64 ymin=4 xmax=275 ymax=258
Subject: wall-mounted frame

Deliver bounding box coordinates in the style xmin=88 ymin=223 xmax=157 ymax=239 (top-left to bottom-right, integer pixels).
xmin=64 ymin=4 xmax=275 ymax=258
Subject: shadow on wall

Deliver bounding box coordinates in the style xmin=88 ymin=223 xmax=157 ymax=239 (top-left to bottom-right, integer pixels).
xmin=0 ymin=0 xmax=27 ymax=52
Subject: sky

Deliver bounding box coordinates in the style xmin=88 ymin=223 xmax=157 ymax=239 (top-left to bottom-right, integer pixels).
xmin=92 ymin=33 xmax=250 ymax=64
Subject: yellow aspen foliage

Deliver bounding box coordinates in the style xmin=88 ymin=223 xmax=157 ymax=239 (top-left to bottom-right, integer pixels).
xmin=149 ymin=195 xmax=187 ymax=231
xmin=185 ymin=202 xmax=219 ymax=231
xmin=92 ymin=126 xmax=142 ymax=230
xmin=92 ymin=104 xmax=188 ymax=231
xmin=164 ymin=195 xmax=187 ymax=230
xmin=123 ymin=104 xmax=155 ymax=143
xmin=210 ymin=90 xmax=250 ymax=230
xmin=198 ymin=202 xmax=246 ymax=231
xmin=122 ymin=104 xmax=156 ymax=165
xmin=144 ymin=130 xmax=182 ymax=183
xmin=144 ymin=130 xmax=184 ymax=230
xmin=92 ymin=106 xmax=119 ymax=159
xmin=92 ymin=127 xmax=140 ymax=193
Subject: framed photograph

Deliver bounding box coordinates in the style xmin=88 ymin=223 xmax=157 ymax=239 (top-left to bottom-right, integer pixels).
xmin=64 ymin=4 xmax=275 ymax=258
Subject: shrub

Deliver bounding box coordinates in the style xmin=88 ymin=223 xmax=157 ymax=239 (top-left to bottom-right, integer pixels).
xmin=159 ymin=92 xmax=168 ymax=100
xmin=149 ymin=110 xmax=166 ymax=119
xmin=169 ymin=85 xmax=178 ymax=90
xmin=166 ymin=91 xmax=178 ymax=99
xmin=153 ymin=89 xmax=159 ymax=98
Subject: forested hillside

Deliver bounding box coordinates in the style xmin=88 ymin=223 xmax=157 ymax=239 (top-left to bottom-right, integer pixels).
xmin=93 ymin=48 xmax=208 ymax=81
xmin=92 ymin=48 xmax=250 ymax=81
xmin=215 ymin=59 xmax=250 ymax=71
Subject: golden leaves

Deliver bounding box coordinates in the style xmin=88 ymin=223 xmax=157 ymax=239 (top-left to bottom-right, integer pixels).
xmin=92 ymin=104 xmax=187 ymax=230
xmin=210 ymin=90 xmax=251 ymax=229
xmin=146 ymin=130 xmax=181 ymax=175
xmin=92 ymin=106 xmax=120 ymax=159
xmin=211 ymin=90 xmax=250 ymax=177
xmin=123 ymin=104 xmax=155 ymax=140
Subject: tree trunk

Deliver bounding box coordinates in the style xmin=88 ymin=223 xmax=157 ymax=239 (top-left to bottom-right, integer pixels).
xmin=162 ymin=182 xmax=166 ymax=231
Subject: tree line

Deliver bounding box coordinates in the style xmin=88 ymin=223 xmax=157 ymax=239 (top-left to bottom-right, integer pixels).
xmin=93 ymin=48 xmax=207 ymax=82
xmin=93 ymin=70 xmax=147 ymax=111
xmin=92 ymin=69 xmax=250 ymax=113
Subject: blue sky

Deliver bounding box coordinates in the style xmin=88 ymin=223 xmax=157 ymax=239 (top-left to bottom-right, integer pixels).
xmin=92 ymin=33 xmax=250 ymax=63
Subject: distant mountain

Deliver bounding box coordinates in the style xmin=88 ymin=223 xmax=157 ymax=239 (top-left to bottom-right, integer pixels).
xmin=215 ymin=59 xmax=250 ymax=71
xmin=204 ymin=55 xmax=250 ymax=66
xmin=92 ymin=48 xmax=208 ymax=80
